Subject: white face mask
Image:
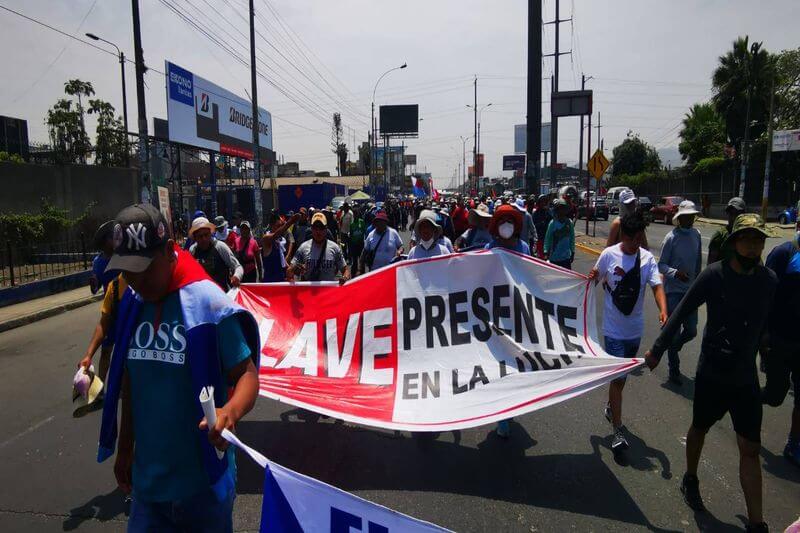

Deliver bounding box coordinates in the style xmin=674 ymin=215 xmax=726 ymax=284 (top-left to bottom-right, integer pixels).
xmin=420 ymin=238 xmax=435 ymax=249
xmin=498 ymin=222 xmax=515 ymax=239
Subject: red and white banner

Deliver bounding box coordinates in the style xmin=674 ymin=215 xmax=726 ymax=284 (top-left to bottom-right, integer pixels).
xmin=233 ymin=250 xmax=642 ymax=432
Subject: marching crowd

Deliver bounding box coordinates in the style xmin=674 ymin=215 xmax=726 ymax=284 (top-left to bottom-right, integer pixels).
xmin=73 ymin=191 xmax=800 ymax=532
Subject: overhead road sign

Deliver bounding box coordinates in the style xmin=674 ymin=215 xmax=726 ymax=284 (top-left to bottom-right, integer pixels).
xmin=551 ymin=90 xmax=593 ymax=118
xmin=165 ymin=61 xmax=273 ymax=160
xmin=588 ymin=149 xmax=610 ymax=179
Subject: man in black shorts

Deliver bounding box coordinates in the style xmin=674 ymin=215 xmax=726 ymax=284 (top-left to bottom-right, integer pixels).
xmin=762 ymin=233 xmax=800 ymax=466
xmin=645 ymin=214 xmax=776 ymax=533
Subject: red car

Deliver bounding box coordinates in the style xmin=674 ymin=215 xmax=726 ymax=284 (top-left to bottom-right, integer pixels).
xmin=650 ymin=196 xmax=684 ymax=225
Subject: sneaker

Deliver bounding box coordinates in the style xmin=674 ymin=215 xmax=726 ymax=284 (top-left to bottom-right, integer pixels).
xmin=496 ymin=420 xmax=510 ymax=439
xmin=745 ymin=522 xmax=769 ymax=533
xmin=604 ymin=404 xmax=612 ymax=424
xmin=667 ymin=372 xmax=683 ymax=386
xmin=784 ymin=439 xmax=800 ymax=466
xmin=680 ymin=473 xmax=706 ymax=512
xmin=611 ymin=427 xmax=629 ymax=452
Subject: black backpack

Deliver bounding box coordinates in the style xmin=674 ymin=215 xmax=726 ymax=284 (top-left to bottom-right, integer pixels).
xmin=605 ymin=251 xmax=641 ymax=316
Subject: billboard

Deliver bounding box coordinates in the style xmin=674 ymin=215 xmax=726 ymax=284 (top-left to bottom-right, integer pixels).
xmin=514 ymin=123 xmax=551 ymax=153
xmin=476 ymin=153 xmax=484 ymax=177
xmin=404 ymin=154 xmax=417 ymax=166
xmin=773 ymin=129 xmax=800 ymax=152
xmin=551 ymin=90 xmax=593 ymax=118
xmin=379 ymin=105 xmax=419 ymax=136
xmin=166 ymin=61 xmax=273 ymax=159
xmin=503 ymin=154 xmax=526 ymax=171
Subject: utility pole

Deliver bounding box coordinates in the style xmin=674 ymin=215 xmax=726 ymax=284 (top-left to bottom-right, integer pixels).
xmin=739 ymin=72 xmax=753 ymax=198
xmin=762 ymin=77 xmax=775 ymax=220
xmin=248 ymin=0 xmax=264 ymax=229
xmin=473 ymin=76 xmax=478 ymax=192
xmin=131 ymin=0 xmax=150 ymax=203
xmin=586 ymin=110 xmax=592 ymax=236
xmin=595 ymin=112 xmax=601 ymax=151
xmin=525 ymin=0 xmax=542 ymax=195
xmin=578 ymin=74 xmax=586 ymax=231
xmin=543 ymin=0 xmax=571 ymax=187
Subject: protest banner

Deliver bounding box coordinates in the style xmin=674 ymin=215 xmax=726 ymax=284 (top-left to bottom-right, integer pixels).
xmin=233 ymin=249 xmax=642 ymax=432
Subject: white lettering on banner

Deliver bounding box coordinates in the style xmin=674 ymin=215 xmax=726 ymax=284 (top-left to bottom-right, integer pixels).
xmin=325 ymin=314 xmax=359 ymax=378
xmin=258 ymin=318 xmax=276 ymax=367
xmin=276 ymin=322 xmax=318 ymax=375
xmin=360 ymin=308 xmax=393 ymax=385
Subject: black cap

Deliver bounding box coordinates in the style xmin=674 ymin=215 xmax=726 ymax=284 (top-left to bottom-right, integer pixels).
xmin=106 ymin=203 xmax=169 ymax=273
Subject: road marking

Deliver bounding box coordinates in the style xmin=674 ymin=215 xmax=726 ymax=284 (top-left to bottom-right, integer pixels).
xmin=0 ymin=415 xmax=55 ymax=450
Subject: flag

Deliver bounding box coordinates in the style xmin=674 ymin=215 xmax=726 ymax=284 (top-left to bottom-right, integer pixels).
xmin=412 ymin=177 xmax=427 ymax=198
xmin=221 ymin=430 xmax=450 ymax=532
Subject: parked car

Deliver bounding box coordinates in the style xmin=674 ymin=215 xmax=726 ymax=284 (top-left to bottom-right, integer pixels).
xmin=606 ymin=187 xmax=632 ymax=214
xmin=638 ymin=196 xmax=654 ymax=221
xmin=778 ymin=205 xmax=797 ymax=225
xmin=650 ymin=196 xmax=684 ymax=224
xmin=577 ymin=195 xmax=609 ymax=220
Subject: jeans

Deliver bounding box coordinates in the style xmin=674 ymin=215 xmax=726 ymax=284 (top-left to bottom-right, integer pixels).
xmin=666 ymin=292 xmax=698 ymax=375
xmin=128 ymin=487 xmax=234 ymax=533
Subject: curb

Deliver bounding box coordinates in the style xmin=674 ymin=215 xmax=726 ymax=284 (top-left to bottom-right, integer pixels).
xmin=0 ymin=294 xmax=103 ymax=334
xmin=575 ymin=243 xmax=602 ymax=257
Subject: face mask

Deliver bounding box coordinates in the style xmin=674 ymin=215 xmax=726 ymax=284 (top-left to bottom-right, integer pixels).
xmin=420 ymin=238 xmax=435 ymax=249
xmin=734 ymin=251 xmax=759 ymax=271
xmin=498 ymin=222 xmax=515 ymax=239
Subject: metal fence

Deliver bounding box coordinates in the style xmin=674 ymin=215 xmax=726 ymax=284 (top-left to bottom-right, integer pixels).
xmin=1 ymin=235 xmax=89 ymax=288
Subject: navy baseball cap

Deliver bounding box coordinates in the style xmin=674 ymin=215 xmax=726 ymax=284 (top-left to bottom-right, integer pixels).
xmin=106 ymin=204 xmax=170 ymax=273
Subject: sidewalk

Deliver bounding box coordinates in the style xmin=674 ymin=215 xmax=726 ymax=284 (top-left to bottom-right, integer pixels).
xmin=0 ymin=286 xmax=102 ymax=334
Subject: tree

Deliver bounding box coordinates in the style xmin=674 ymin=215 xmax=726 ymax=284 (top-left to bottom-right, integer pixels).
xmin=678 ymin=103 xmax=726 ymax=168
xmin=63 ymin=79 xmax=95 ymax=162
xmin=775 ymin=47 xmax=800 ymax=129
xmin=358 ymin=141 xmax=371 ymax=174
xmin=87 ymin=99 xmax=127 ymax=167
xmin=712 ymin=36 xmax=774 ymax=147
xmin=46 ymin=98 xmax=90 ymax=164
xmin=332 ymin=112 xmax=345 ymax=176
xmin=611 ymin=131 xmax=661 ymax=176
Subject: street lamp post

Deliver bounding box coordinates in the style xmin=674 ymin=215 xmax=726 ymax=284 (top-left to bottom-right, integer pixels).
xmin=371 ymin=63 xmax=407 ymax=194
xmin=466 ymin=103 xmax=492 ymax=191
xmin=86 ymin=33 xmax=129 ymax=165
xmin=460 ymin=135 xmax=471 ymax=195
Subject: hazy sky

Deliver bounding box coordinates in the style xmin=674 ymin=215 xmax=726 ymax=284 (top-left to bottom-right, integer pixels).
xmin=1 ymin=0 xmax=798 ymax=189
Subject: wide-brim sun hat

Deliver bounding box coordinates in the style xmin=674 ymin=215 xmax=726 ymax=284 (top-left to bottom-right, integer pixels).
xmin=489 ymin=204 xmax=523 ymax=236
xmin=189 ymin=216 xmax=217 ymax=239
xmin=468 ymin=203 xmax=493 ymax=225
xmin=673 ymin=200 xmax=701 ymax=225
xmin=414 ymin=209 xmax=442 ymax=237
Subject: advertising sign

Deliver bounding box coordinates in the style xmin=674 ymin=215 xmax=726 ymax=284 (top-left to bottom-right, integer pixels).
xmin=233 ymin=250 xmax=641 ymax=432
xmin=379 ymin=105 xmax=419 ymax=136
xmin=773 ymin=129 xmax=800 ymax=152
xmin=514 ymin=123 xmax=551 ymax=153
xmin=404 ymin=154 xmax=417 ymax=166
xmin=165 ymin=61 xmax=273 ymax=159
xmin=157 ymin=186 xmax=173 ymax=236
xmin=503 ymin=154 xmax=526 ymax=171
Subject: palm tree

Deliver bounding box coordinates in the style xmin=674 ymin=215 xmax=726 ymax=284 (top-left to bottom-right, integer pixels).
xmin=64 ymin=80 xmax=95 ymax=156
xmin=678 ymin=103 xmax=726 ymax=168
xmin=712 ymin=36 xmax=774 ymax=147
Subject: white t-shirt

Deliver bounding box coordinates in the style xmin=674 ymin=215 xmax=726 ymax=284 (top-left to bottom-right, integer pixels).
xmin=340 ymin=211 xmax=354 ymax=234
xmin=594 ymin=244 xmax=662 ymax=340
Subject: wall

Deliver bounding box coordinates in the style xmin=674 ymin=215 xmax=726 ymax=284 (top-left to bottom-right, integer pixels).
xmin=0 ymin=162 xmax=139 ymax=222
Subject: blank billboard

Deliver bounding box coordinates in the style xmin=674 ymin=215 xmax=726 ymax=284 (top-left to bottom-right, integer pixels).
xmin=379 ymin=105 xmax=419 ymax=136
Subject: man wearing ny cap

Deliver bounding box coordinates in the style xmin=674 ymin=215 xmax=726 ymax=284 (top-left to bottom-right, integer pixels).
xmin=645 ymin=214 xmax=776 ymax=532
xmin=98 ymin=203 xmax=260 ymax=531
xmin=708 ymin=196 xmax=746 ymax=265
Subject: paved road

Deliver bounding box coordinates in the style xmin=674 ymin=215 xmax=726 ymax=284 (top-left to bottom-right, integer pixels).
xmin=577 ymin=218 xmax=792 ymax=261
xmin=0 ymin=248 xmax=798 ymax=532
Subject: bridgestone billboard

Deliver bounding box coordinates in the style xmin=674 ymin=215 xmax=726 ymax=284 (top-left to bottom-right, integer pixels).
xmin=166 ymin=61 xmax=273 ymax=159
